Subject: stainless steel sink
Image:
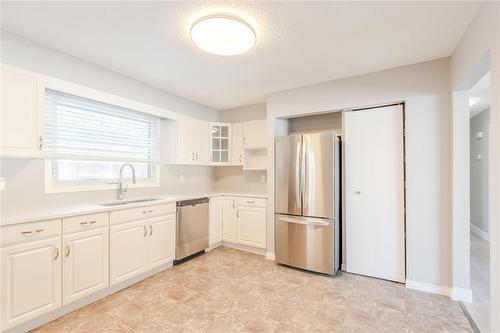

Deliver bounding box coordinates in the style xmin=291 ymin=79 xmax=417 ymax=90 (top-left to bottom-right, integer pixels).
xmin=100 ymin=198 xmax=161 ymax=207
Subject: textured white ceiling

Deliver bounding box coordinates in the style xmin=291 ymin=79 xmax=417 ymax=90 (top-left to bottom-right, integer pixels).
xmin=1 ymin=1 xmax=480 ymax=110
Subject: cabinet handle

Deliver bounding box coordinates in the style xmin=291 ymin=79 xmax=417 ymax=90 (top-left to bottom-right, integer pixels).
xmin=149 ymin=225 xmax=153 ymax=236
xmin=243 ymin=137 xmax=246 ymax=145
xmin=192 ymin=152 xmax=195 ymax=161
xmin=39 ymin=136 xmax=43 ymax=150
xmin=239 ymin=154 xmax=242 ymax=162
xmin=232 ymin=201 xmax=235 ymax=209
xmin=237 ymin=211 xmax=240 ymax=218
xmin=142 ymin=210 xmax=153 ymax=214
xmin=21 ymin=231 xmax=33 ymax=236
xmin=143 ymin=225 xmax=147 ymax=237
xmin=80 ymin=221 xmax=96 ymax=226
xmin=54 ymin=246 xmax=60 ymax=260
xmin=246 ymin=201 xmax=255 ymax=204
xmin=65 ymin=244 xmax=71 ymax=257
xmin=196 ymin=153 xmax=199 ymax=161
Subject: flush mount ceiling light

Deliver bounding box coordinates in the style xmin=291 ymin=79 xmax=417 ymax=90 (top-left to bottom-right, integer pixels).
xmin=190 ymin=15 xmax=256 ymax=56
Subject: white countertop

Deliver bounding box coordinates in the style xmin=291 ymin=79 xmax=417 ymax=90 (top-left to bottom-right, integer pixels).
xmin=1 ymin=192 xmax=267 ymax=226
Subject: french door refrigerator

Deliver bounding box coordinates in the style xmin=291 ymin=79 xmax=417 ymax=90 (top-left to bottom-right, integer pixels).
xmin=275 ymin=131 xmax=340 ymax=275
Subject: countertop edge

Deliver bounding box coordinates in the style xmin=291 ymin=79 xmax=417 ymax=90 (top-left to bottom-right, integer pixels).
xmin=1 ymin=192 xmax=268 ymax=226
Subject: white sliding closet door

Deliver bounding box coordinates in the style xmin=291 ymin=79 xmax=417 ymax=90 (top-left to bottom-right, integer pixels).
xmin=344 ymin=104 xmax=405 ymax=283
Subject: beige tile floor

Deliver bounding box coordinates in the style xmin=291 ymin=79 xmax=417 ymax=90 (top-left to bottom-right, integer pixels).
xmin=32 ymin=247 xmax=472 ymax=333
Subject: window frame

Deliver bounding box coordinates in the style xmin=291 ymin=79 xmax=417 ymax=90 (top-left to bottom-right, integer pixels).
xmin=43 ymin=77 xmax=170 ymax=194
xmin=44 ymin=160 xmax=160 ymax=194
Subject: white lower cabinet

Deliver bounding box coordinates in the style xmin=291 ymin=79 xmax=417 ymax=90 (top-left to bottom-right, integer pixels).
xmin=110 ymin=210 xmax=176 ymax=286
xmin=209 ymin=196 xmax=223 ymax=246
xmin=62 ymin=227 xmax=109 ymax=305
xmin=215 ymin=196 xmax=267 ymax=250
xmin=236 ymin=206 xmax=266 ymax=249
xmin=222 ymin=198 xmax=237 ymax=242
xmin=1 ymin=236 xmax=62 ymax=330
xmin=147 ymin=215 xmax=175 ymax=268
xmin=110 ymin=220 xmax=148 ymax=286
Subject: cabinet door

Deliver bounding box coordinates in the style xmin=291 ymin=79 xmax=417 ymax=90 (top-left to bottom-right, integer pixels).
xmin=177 ymin=115 xmax=195 ymax=163
xmin=209 ymin=197 xmax=223 ymax=245
xmin=344 ymin=105 xmax=405 ymax=283
xmin=62 ymin=227 xmax=109 ymax=305
xmin=222 ymin=198 xmax=237 ymax=242
xmin=110 ymin=220 xmax=148 ymax=286
xmin=1 ymin=237 xmax=61 ymax=330
xmin=236 ymin=206 xmax=266 ymax=249
xmin=243 ymin=119 xmax=267 ymax=149
xmin=1 ymin=65 xmax=44 ymax=158
xmin=195 ymin=119 xmax=210 ymax=164
xmin=232 ymin=122 xmax=244 ymax=166
xmin=147 ymin=215 xmax=175 ymax=269
xmin=210 ymin=122 xmax=231 ymax=165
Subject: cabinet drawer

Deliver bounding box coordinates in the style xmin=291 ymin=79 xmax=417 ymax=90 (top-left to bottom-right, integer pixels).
xmin=1 ymin=219 xmax=61 ymax=247
xmin=235 ymin=197 xmax=267 ymax=208
xmin=110 ymin=203 xmax=176 ymax=225
xmin=63 ymin=213 xmax=109 ymax=234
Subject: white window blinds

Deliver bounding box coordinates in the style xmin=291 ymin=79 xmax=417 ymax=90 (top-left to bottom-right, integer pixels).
xmin=44 ymin=89 xmax=160 ymax=162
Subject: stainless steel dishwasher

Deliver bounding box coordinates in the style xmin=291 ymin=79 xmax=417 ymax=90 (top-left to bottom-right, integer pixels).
xmin=175 ymin=197 xmax=209 ymax=261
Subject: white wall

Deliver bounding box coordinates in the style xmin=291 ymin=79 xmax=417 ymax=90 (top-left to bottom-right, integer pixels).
xmin=0 ymin=32 xmax=218 ymax=219
xmin=450 ymin=2 xmax=500 ymax=330
xmin=266 ymin=58 xmax=453 ymax=289
xmin=213 ymin=103 xmax=267 ymax=194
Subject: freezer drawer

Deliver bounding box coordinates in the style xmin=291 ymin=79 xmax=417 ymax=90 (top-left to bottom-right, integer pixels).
xmin=275 ymin=214 xmax=338 ymax=275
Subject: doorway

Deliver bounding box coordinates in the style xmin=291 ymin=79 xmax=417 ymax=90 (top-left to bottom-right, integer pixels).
xmin=464 ymin=71 xmax=491 ymax=332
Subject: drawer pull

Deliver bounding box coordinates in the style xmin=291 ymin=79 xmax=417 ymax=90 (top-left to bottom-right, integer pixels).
xmin=246 ymin=201 xmax=255 ymax=204
xmin=80 ymin=221 xmax=97 ymax=226
xmin=142 ymin=210 xmax=153 ymax=214
xmin=20 ymin=228 xmax=44 ymax=236
xmin=54 ymin=246 xmax=60 ymax=260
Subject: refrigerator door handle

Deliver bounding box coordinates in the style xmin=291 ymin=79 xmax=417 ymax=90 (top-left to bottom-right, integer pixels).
xmin=278 ymin=215 xmax=330 ymax=227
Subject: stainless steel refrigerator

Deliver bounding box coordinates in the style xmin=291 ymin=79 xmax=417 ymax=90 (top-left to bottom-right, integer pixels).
xmin=275 ymin=131 xmax=340 ymax=275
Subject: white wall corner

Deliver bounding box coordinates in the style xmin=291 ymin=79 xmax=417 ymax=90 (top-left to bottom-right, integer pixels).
xmin=406 ymin=280 xmax=452 ymax=297
xmin=470 ymin=223 xmax=490 ymax=242
xmin=265 ymin=252 xmax=275 ymax=261
xmin=451 ymin=287 xmax=473 ymax=303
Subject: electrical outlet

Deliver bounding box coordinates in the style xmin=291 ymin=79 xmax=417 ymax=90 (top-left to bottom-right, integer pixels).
xmin=179 ymin=174 xmax=185 ymax=182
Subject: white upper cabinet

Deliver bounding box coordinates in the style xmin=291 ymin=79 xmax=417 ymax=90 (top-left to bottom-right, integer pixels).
xmin=1 ymin=64 xmax=44 ymax=158
xmin=243 ymin=119 xmax=267 ymax=149
xmin=176 ymin=114 xmax=210 ymax=165
xmin=210 ymin=122 xmax=231 ymax=165
xmin=231 ymin=122 xmax=244 ymax=166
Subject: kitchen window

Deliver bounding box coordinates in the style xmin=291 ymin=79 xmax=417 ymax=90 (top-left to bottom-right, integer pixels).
xmin=44 ymin=89 xmax=160 ymax=193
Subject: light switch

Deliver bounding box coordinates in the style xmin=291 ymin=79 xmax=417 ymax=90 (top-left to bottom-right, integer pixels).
xmin=477 ymin=154 xmax=482 ymax=160
xmin=475 ymin=131 xmax=484 ymax=140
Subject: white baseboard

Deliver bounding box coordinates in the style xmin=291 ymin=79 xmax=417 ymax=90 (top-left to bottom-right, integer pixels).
xmin=221 ymin=241 xmax=266 ymax=256
xmin=6 ymin=261 xmax=173 ymax=333
xmin=265 ymin=252 xmax=275 ymax=261
xmin=470 ymin=224 xmax=489 ymax=242
xmin=451 ymin=287 xmax=473 ymax=303
xmin=341 ymin=263 xmax=347 ymax=271
xmin=406 ymin=279 xmax=452 ymax=297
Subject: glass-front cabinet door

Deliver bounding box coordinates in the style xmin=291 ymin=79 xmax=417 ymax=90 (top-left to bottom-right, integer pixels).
xmin=210 ymin=122 xmax=231 ymax=164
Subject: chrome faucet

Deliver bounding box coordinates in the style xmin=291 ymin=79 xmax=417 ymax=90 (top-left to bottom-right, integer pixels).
xmin=117 ymin=163 xmax=136 ymax=200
